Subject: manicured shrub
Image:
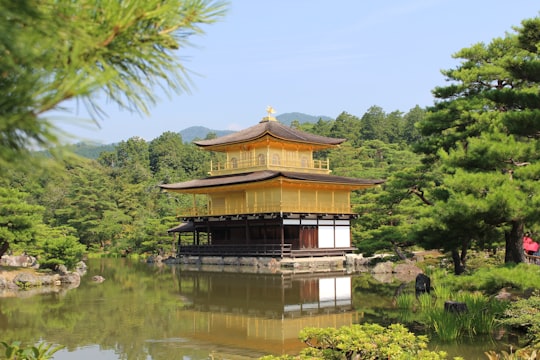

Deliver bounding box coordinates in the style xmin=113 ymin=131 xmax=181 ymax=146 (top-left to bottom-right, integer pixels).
xmin=259 ymin=323 xmax=458 ymax=360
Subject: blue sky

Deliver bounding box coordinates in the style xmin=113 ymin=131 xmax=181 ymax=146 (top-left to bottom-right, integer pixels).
xmin=51 ymin=1 xmax=540 ymax=144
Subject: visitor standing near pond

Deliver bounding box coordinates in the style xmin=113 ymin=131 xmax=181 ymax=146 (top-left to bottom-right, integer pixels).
xmin=523 ymin=233 xmax=539 ymax=255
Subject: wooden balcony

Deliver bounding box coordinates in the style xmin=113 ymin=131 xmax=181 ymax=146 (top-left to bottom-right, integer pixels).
xmin=209 ymin=158 xmax=330 ymax=176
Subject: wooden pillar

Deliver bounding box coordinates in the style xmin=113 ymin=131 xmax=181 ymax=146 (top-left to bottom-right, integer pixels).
xmin=245 ymin=217 xmax=249 ymax=245
xmin=280 ymin=218 xmax=285 ymax=258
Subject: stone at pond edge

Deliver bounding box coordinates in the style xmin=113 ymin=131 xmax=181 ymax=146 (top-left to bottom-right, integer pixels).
xmin=371 ymin=261 xmax=394 ymax=274
xmin=92 ymin=275 xmax=105 ymax=283
xmin=415 ymin=273 xmax=431 ymax=295
xmin=0 ymin=254 xmax=38 ymax=268
xmin=13 ymin=272 xmax=41 ymax=287
xmin=444 ymin=300 xmax=468 ymax=313
xmin=0 ymin=261 xmax=87 ymax=293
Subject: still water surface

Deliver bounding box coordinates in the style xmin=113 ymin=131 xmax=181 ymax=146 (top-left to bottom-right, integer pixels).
xmin=0 ymin=258 xmax=510 ymax=359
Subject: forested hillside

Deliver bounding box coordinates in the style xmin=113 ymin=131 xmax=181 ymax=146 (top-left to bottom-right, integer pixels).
xmin=0 ymin=105 xmax=425 ymax=264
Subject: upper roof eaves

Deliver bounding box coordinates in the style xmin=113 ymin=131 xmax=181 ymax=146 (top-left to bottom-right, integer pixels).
xmin=193 ymin=120 xmax=345 ymax=148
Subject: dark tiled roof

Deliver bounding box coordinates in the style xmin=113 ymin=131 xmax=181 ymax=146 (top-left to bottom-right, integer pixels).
xmin=159 ymin=170 xmax=384 ymax=191
xmin=193 ymin=120 xmax=345 ymax=147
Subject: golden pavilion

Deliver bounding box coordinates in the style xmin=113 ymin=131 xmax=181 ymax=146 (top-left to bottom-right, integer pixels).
xmin=160 ymin=108 xmax=384 ymax=258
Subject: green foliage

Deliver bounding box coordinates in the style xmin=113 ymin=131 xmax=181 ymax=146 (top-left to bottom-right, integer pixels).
xmin=485 ymin=348 xmax=539 ymax=360
xmin=0 ymin=0 xmax=227 ymax=165
xmin=0 ymin=184 xmax=87 ymax=268
xmin=500 ymin=291 xmax=540 ymax=346
xmin=429 ymin=292 xmax=506 ymax=341
xmin=439 ymin=263 xmax=540 ymax=295
xmin=413 ymin=16 xmax=540 ymax=267
xmin=37 ymin=225 xmax=86 ymax=270
xmin=397 ymin=290 xmax=506 ymax=342
xmin=352 ymin=162 xmax=426 ymax=257
xmin=0 ymin=341 xmax=63 ymax=360
xmin=396 ymin=293 xmax=416 ymax=309
xmin=0 ymin=187 xmax=45 ymax=253
xmin=395 ymin=268 xmax=510 ymax=342
xmin=260 ymin=323 xmax=454 ymax=360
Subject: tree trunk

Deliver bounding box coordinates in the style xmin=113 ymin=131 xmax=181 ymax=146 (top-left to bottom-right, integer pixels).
xmin=460 ymin=241 xmax=468 ymax=270
xmin=451 ymin=249 xmax=466 ymax=275
xmin=392 ymin=241 xmax=407 ymax=261
xmin=505 ymin=220 xmax=525 ymax=263
xmin=0 ymin=240 xmax=8 ymax=258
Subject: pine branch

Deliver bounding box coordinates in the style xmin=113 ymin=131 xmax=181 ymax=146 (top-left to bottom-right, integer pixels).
xmin=408 ymin=185 xmax=433 ymax=206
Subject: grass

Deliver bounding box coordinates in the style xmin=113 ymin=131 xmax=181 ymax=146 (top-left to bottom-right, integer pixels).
xmin=395 ymin=293 xmax=416 ymax=310
xmin=394 ymin=267 xmax=512 ymax=342
xmin=426 ymin=308 xmax=463 ymax=341
xmin=438 ymin=263 xmax=540 ymax=294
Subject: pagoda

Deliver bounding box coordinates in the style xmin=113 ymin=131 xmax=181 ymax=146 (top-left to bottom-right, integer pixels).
xmin=160 ymin=107 xmax=384 ymax=258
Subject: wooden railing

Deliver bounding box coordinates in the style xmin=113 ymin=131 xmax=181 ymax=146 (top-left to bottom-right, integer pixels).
xmin=525 ymin=252 xmax=540 ymax=265
xmin=178 ymin=244 xmax=292 ymax=257
xmin=290 ymin=248 xmax=356 ymax=258
xmin=176 ymin=244 xmax=356 ymax=258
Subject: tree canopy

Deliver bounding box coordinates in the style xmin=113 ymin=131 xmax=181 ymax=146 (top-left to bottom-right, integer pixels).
xmin=410 ymin=16 xmax=540 ymax=272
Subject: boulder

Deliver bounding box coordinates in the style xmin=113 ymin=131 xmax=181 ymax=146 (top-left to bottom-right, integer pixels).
xmin=75 ymin=261 xmax=88 ymax=275
xmin=39 ymin=274 xmax=61 ymax=286
xmin=0 ymin=254 xmax=38 ymax=268
xmin=394 ymin=262 xmax=423 ymax=276
xmin=56 ymin=264 xmax=69 ymax=275
xmin=393 ymin=262 xmax=423 ymax=282
xmin=495 ymin=288 xmax=512 ymax=301
xmin=444 ymin=300 xmax=468 ymax=314
xmin=371 ymin=261 xmax=393 ymax=274
xmin=415 ymin=273 xmax=431 ymax=295
xmin=60 ymin=272 xmax=80 ymax=286
xmin=14 ymin=272 xmax=41 ymax=287
xmin=92 ymin=275 xmax=105 ymax=283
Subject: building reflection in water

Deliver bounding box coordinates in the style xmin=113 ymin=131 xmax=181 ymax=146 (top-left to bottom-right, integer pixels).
xmin=173 ymin=270 xmax=361 ymax=357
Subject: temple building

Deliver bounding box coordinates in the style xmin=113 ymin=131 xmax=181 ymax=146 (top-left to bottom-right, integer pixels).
xmin=159 ymin=108 xmax=384 ymax=258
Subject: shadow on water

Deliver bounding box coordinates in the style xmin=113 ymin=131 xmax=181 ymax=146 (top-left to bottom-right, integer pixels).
xmin=0 ymin=258 xmax=518 ymax=359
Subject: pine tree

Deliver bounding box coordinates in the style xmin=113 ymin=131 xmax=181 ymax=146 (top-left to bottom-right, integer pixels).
xmin=414 ymin=16 xmax=540 ymax=271
xmin=0 ymin=0 xmax=227 ymax=165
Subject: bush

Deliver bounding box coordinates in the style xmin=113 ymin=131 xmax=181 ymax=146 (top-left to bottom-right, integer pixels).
xmin=499 ymin=291 xmax=540 ymax=347
xmin=1 ymin=341 xmax=63 ymax=360
xmin=38 ymin=226 xmax=86 ymax=270
xmin=259 ymin=323 xmax=459 ymax=360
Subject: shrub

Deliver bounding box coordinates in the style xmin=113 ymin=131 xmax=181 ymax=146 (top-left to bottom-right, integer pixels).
xmin=259 ymin=323 xmax=459 ymax=360
xmin=499 ymin=291 xmax=540 ymax=347
xmin=1 ymin=341 xmax=63 ymax=360
xmin=38 ymin=226 xmax=86 ymax=270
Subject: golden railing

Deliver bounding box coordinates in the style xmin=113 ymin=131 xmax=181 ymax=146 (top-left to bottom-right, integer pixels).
xmin=209 ymin=158 xmax=330 ymax=176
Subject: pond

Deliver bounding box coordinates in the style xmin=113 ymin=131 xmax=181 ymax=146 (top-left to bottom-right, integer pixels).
xmin=0 ymin=258 xmax=513 ymax=359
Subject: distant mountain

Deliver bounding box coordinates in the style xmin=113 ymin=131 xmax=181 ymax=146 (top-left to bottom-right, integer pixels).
xmin=179 ymin=126 xmax=234 ymax=143
xmin=179 ymin=113 xmax=333 ymax=143
xmin=69 ymin=142 xmax=116 ymax=159
xmin=276 ymin=112 xmax=333 ymax=126
xmin=68 ymin=113 xmax=334 ymax=158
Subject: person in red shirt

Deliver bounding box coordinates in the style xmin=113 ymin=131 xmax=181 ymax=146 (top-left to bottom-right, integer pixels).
xmin=523 ymin=233 xmax=539 ymax=255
